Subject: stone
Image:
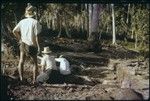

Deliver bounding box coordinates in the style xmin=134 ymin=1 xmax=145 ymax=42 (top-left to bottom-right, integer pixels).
xmin=121 ymin=77 xmax=131 ymax=88
xmin=116 ymin=63 xmax=136 ymax=86
xmin=102 ymin=80 xmax=116 ymax=85
xmin=85 ymin=93 xmax=112 ymax=100
xmin=114 ymin=88 xmax=143 ymax=100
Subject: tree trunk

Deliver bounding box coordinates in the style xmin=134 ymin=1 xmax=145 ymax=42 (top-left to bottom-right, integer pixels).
xmin=106 ymin=4 xmax=110 ymax=33
xmin=64 ymin=13 xmax=71 ymax=38
xmin=81 ymin=16 xmax=84 ymax=34
xmin=46 ymin=13 xmax=50 ymax=28
xmin=111 ymin=4 xmax=116 ymax=45
xmin=88 ymin=4 xmax=101 ymax=53
xmin=126 ymin=4 xmax=131 ymax=37
xmin=91 ymin=4 xmax=100 ymax=33
xmin=135 ymin=34 xmax=137 ymax=49
xmin=82 ymin=5 xmax=86 ymax=32
xmin=139 ymin=37 xmax=144 ymax=48
xmin=58 ymin=14 xmax=62 ymax=37
xmin=126 ymin=4 xmax=130 ymax=24
xmin=131 ymin=29 xmax=134 ymax=39
xmin=88 ymin=4 xmax=93 ymax=40
xmin=13 ymin=12 xmax=18 ymax=25
xmin=52 ymin=17 xmax=55 ymax=30
xmin=86 ymin=4 xmax=89 ymax=39
xmin=106 ymin=25 xmax=109 ymax=33
xmin=49 ymin=13 xmax=52 ymax=29
xmin=56 ymin=12 xmax=59 ymax=30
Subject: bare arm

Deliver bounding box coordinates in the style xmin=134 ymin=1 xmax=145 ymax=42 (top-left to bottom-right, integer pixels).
xmin=13 ymin=27 xmax=21 ymax=41
xmin=41 ymin=65 xmax=45 ymax=73
xmin=38 ymin=63 xmax=45 ymax=73
xmin=36 ymin=35 xmax=40 ymax=51
xmin=40 ymin=57 xmax=46 ymax=73
xmin=35 ymin=22 xmax=42 ymax=53
xmin=13 ymin=22 xmax=21 ymax=41
xmin=55 ymin=58 xmax=61 ymax=62
xmin=37 ymin=56 xmax=42 ymax=60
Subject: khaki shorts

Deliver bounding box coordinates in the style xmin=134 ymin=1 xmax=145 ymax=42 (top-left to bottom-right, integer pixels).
xmin=20 ymin=42 xmax=38 ymax=56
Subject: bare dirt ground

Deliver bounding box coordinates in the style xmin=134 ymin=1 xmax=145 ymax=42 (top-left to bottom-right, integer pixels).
xmin=1 ymin=37 xmax=149 ymax=100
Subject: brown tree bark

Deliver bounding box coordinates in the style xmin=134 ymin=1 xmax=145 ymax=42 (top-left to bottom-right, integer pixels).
xmin=58 ymin=19 xmax=62 ymax=37
xmin=88 ymin=4 xmax=93 ymax=40
xmin=86 ymin=4 xmax=89 ymax=39
xmin=64 ymin=13 xmax=71 ymax=38
xmin=87 ymin=4 xmax=102 ymax=53
xmin=135 ymin=34 xmax=138 ymax=49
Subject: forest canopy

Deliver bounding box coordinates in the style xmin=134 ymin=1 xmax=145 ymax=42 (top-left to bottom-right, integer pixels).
xmin=1 ymin=3 xmax=149 ymax=53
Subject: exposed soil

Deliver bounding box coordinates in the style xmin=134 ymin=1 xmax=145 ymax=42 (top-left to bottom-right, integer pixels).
xmin=1 ymin=37 xmax=149 ymax=100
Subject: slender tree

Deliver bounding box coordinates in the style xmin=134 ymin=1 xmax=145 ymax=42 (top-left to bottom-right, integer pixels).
xmin=111 ymin=4 xmax=116 ymax=45
xmin=85 ymin=4 xmax=89 ymax=38
xmin=126 ymin=4 xmax=130 ymax=24
xmin=88 ymin=4 xmax=93 ymax=40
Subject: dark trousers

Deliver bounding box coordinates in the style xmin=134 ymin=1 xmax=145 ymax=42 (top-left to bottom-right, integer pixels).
xmin=47 ymin=70 xmax=64 ymax=84
xmin=36 ymin=69 xmax=64 ymax=84
xmin=36 ymin=70 xmax=93 ymax=85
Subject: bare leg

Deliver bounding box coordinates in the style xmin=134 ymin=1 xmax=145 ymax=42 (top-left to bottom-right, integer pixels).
xmin=30 ymin=55 xmax=38 ymax=84
xmin=18 ymin=51 xmax=25 ymax=81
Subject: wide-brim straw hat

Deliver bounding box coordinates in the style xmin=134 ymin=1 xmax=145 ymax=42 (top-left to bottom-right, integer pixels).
xmin=42 ymin=47 xmax=52 ymax=54
xmin=25 ymin=5 xmax=36 ymax=18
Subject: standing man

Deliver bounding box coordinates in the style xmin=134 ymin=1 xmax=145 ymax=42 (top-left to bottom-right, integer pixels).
xmin=12 ymin=4 xmax=42 ymax=84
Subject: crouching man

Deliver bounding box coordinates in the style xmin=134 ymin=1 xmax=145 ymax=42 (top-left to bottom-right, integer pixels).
xmin=55 ymin=55 xmax=71 ymax=75
xmin=55 ymin=55 xmax=71 ymax=83
xmin=55 ymin=55 xmax=94 ymax=85
xmin=36 ymin=47 xmax=59 ymax=84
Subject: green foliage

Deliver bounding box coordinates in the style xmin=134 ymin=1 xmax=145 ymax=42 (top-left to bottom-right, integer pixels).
xmin=1 ymin=3 xmax=149 ymax=51
xmin=99 ymin=4 xmax=112 ymax=34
